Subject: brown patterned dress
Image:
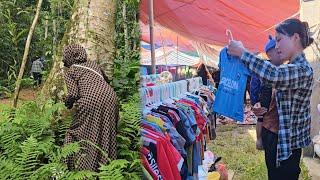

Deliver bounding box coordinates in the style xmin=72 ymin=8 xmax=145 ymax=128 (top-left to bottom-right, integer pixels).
xmin=62 ymin=44 xmax=118 ymax=171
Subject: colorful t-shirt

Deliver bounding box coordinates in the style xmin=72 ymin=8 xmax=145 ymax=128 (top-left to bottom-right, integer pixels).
xmin=213 ymin=47 xmax=251 ymax=121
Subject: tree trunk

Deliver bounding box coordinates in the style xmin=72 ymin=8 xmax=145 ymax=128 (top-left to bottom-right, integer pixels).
xmin=41 ymin=0 xmax=117 ymax=101
xmin=52 ymin=19 xmax=57 ymax=51
xmin=12 ymin=0 xmax=43 ymax=108
xmin=52 ymin=5 xmax=57 ymax=53
xmin=45 ymin=15 xmax=48 ymax=39
xmin=123 ymin=2 xmax=128 ymax=63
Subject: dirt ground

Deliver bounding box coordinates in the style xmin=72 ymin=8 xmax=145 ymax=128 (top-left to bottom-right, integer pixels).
xmin=0 ymin=88 xmax=37 ymax=106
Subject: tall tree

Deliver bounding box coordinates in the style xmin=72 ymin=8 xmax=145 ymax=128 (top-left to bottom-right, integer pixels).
xmin=12 ymin=0 xmax=43 ymax=108
xmin=41 ymin=0 xmax=117 ymax=101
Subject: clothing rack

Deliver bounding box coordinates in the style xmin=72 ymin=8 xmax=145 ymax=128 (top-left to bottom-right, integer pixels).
xmin=140 ymin=77 xmax=217 ymax=179
xmin=140 ymin=77 xmax=202 ymax=106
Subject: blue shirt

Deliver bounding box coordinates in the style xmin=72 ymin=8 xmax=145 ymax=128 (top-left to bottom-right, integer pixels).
xmin=150 ymin=112 xmax=187 ymax=156
xmin=213 ymin=47 xmax=250 ymax=122
xmin=250 ymin=73 xmax=262 ymax=106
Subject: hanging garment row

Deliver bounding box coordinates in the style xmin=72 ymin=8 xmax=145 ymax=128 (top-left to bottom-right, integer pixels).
xmin=140 ymin=77 xmax=202 ymax=107
xmin=140 ymin=78 xmax=217 ymax=180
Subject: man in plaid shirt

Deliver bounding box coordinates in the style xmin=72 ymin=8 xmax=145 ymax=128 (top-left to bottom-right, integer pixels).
xmin=31 ymin=57 xmax=44 ymax=86
xmin=228 ymin=18 xmax=314 ymax=180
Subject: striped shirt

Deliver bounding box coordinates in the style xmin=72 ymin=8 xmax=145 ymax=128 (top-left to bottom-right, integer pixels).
xmin=240 ymin=51 xmax=313 ymax=166
xmin=31 ymin=59 xmax=43 ymax=73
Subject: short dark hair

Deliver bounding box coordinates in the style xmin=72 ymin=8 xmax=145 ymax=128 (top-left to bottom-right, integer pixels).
xmin=275 ymin=18 xmax=314 ymax=49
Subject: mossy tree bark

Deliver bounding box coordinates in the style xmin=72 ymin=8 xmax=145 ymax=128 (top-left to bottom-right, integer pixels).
xmin=41 ymin=0 xmax=116 ymax=101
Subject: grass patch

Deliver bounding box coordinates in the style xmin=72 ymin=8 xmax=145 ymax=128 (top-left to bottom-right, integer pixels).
xmin=208 ymin=125 xmax=310 ymax=180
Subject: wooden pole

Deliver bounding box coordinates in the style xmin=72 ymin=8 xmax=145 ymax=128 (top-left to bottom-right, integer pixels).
xmin=148 ymin=0 xmax=156 ymax=74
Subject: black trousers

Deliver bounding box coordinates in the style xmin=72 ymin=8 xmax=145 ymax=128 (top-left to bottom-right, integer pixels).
xmin=261 ymin=127 xmax=301 ymax=180
xmin=33 ymin=72 xmax=42 ymax=86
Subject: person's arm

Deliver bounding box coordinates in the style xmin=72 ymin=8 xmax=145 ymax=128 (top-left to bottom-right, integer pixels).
xmin=39 ymin=61 xmax=44 ymax=69
xmin=256 ymin=121 xmax=263 ymax=150
xmin=207 ymin=72 xmax=215 ymax=85
xmin=64 ymin=67 xmax=79 ymax=109
xmin=227 ymin=40 xmax=312 ymax=90
xmin=204 ymin=65 xmax=215 ymax=85
xmin=240 ymin=51 xmax=312 ymax=90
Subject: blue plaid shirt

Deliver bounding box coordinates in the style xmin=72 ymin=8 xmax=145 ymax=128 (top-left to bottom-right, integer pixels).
xmin=240 ymin=51 xmax=313 ymax=166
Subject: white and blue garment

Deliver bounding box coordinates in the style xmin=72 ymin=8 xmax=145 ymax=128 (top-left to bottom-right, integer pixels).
xmin=213 ymin=47 xmax=251 ymax=122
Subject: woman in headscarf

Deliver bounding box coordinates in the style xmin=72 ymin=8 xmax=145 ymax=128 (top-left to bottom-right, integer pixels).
xmin=62 ymin=44 xmax=119 ymax=171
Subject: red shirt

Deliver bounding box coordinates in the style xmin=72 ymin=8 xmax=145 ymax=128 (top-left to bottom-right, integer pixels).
xmin=141 ymin=147 xmax=163 ymax=180
xmin=144 ymin=130 xmax=182 ymax=180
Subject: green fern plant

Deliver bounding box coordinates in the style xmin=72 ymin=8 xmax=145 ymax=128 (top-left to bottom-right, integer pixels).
xmin=0 ymin=124 xmax=23 ymax=158
xmin=0 ymin=100 xmax=87 ymax=180
xmin=0 ymin=94 xmax=142 ymax=179
xmin=30 ymin=142 xmax=89 ymax=180
xmin=114 ymin=93 xmax=142 ymax=179
xmin=97 ymin=159 xmax=129 ymax=179
xmin=0 ymin=156 xmax=21 ymax=180
xmin=15 ymin=136 xmax=44 ymax=177
xmin=117 ymin=93 xmax=141 ymax=154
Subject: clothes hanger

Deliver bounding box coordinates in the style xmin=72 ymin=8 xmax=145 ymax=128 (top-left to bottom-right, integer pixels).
xmin=225 ymin=28 xmax=240 ymax=75
xmin=226 ymin=29 xmax=234 ymax=43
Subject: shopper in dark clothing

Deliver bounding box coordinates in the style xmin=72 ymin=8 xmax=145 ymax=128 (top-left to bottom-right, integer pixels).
xmin=212 ymin=70 xmax=220 ymax=89
xmin=197 ymin=63 xmax=208 ymax=85
xmin=31 ymin=57 xmax=44 ymax=86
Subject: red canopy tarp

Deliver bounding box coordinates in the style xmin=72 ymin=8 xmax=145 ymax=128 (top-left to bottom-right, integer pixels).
xmin=140 ymin=22 xmax=195 ymax=52
xmin=140 ymin=0 xmax=300 ymax=52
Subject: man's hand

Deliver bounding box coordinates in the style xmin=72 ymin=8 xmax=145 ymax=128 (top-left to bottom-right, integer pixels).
xmin=256 ymin=138 xmax=264 ymax=150
xmin=252 ymin=107 xmax=268 ymax=117
xmin=227 ymin=40 xmax=246 ymax=57
xmin=252 ymin=102 xmax=267 ymax=117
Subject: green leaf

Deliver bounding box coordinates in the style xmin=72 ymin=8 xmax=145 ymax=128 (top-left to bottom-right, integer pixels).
xmin=68 ymin=170 xmax=97 ymax=180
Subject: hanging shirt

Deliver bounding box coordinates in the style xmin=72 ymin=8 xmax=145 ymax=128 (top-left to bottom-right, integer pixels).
xmin=213 ymin=47 xmax=251 ymax=122
xmin=179 ymin=99 xmax=207 ymax=133
xmin=158 ymin=105 xmax=195 ymax=147
xmin=141 ymin=147 xmax=164 ymax=180
xmin=145 ymin=114 xmax=166 ymax=131
xmin=172 ymin=106 xmax=197 ymax=146
xmin=150 ymin=111 xmax=187 ymax=156
xmin=141 ymin=120 xmax=163 ymax=134
xmin=144 ymin=132 xmax=183 ymax=180
xmin=143 ymin=135 xmax=176 ymax=180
